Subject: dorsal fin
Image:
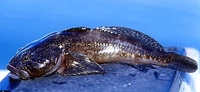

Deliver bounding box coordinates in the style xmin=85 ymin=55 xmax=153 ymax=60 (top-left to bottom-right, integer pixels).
xmin=95 ymin=26 xmax=166 ymax=52
xmin=62 ymin=27 xmax=91 ymax=32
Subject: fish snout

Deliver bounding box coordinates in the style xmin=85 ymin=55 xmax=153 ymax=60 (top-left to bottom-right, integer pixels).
xmin=7 ymin=64 xmax=31 ymax=80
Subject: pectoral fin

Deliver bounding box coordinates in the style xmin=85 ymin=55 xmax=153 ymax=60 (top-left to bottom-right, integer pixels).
xmin=57 ymin=52 xmax=105 ymax=76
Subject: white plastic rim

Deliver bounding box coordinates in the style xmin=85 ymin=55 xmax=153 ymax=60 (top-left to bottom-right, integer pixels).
xmin=0 ymin=70 xmax=9 ymax=82
xmin=185 ymin=47 xmax=200 ymax=92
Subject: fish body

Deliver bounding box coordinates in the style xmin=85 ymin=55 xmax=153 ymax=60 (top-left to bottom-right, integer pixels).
xmin=7 ymin=26 xmax=198 ymax=80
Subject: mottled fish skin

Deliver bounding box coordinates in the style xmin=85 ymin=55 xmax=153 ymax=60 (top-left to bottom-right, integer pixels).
xmin=7 ymin=26 xmax=198 ymax=80
xmin=96 ymin=26 xmax=166 ymax=52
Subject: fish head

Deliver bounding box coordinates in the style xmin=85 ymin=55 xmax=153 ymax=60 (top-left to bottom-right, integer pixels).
xmin=7 ymin=39 xmax=63 ymax=80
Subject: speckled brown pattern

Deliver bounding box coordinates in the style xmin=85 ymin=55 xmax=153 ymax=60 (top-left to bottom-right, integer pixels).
xmin=7 ymin=26 xmax=198 ymax=80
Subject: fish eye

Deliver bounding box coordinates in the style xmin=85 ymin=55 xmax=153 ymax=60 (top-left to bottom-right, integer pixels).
xmin=22 ymin=55 xmax=30 ymax=62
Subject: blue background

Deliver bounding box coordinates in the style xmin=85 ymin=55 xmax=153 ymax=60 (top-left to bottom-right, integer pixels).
xmin=0 ymin=0 xmax=200 ymax=69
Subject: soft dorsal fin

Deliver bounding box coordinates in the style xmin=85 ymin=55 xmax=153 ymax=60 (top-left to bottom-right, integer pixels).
xmin=62 ymin=27 xmax=91 ymax=32
xmin=95 ymin=26 xmax=166 ymax=52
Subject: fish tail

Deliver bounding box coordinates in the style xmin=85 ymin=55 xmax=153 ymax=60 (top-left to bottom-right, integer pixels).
xmin=166 ymin=52 xmax=198 ymax=73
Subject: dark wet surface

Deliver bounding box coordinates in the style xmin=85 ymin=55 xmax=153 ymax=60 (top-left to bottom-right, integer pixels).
xmin=0 ymin=64 xmax=176 ymax=92
xmin=2 ymin=64 xmax=175 ymax=92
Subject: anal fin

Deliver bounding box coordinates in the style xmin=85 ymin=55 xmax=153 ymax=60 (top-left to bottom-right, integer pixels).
xmin=58 ymin=52 xmax=105 ymax=76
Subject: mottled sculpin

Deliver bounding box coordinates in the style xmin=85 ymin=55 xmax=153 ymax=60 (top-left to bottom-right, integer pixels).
xmin=7 ymin=26 xmax=198 ymax=80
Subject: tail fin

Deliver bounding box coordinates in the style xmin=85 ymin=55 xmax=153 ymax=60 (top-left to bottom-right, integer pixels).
xmin=166 ymin=52 xmax=198 ymax=73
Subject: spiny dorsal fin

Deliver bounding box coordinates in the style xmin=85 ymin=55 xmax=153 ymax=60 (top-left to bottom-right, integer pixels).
xmin=62 ymin=27 xmax=91 ymax=32
xmin=95 ymin=26 xmax=166 ymax=52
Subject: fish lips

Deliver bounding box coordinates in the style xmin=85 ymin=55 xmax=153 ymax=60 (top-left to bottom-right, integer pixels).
xmin=7 ymin=64 xmax=30 ymax=80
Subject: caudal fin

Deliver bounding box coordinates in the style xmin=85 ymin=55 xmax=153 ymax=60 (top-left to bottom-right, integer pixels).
xmin=166 ymin=52 xmax=198 ymax=73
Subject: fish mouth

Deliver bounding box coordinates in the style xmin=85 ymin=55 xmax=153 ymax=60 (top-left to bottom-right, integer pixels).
xmin=7 ymin=64 xmax=30 ymax=80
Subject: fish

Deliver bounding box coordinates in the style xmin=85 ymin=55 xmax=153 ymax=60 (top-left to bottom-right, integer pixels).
xmin=6 ymin=26 xmax=198 ymax=80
